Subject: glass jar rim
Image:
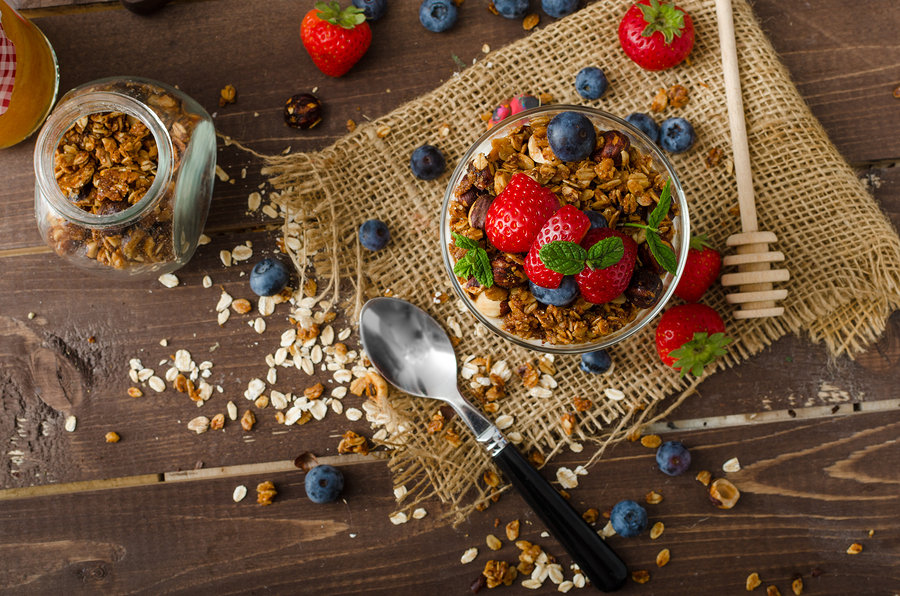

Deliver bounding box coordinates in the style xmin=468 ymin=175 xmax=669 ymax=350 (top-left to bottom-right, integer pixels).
xmin=33 ymin=90 xmax=174 ymax=229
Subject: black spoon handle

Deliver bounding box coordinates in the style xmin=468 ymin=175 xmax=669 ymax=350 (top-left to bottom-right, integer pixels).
xmin=493 ymin=443 xmax=628 ymax=592
xmin=119 ymin=0 xmax=173 ymax=15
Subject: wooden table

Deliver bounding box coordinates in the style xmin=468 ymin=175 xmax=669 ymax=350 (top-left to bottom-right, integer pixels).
xmin=2 ymin=0 xmax=898 ymax=594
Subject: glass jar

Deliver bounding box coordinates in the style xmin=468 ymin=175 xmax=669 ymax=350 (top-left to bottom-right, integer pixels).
xmin=34 ymin=76 xmax=216 ymax=279
xmin=0 ymin=0 xmax=59 ymax=148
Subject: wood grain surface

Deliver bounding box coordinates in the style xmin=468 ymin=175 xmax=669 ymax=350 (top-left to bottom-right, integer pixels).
xmin=1 ymin=0 xmax=899 ymax=594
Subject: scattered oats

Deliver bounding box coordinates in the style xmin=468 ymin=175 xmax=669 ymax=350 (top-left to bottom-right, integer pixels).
xmin=522 ymin=579 xmax=542 ymax=590
xmin=320 ymin=325 xmax=335 ymax=346
xmin=475 ymin=375 xmax=492 ymax=387
xmin=270 ymin=391 xmax=287 ymax=410
xmin=656 ymin=548 xmax=670 ymax=567
xmin=331 ymin=386 xmax=347 ymax=399
xmin=482 ymin=43 xmax=490 ymax=53
xmin=226 ymin=401 xmax=238 ymax=421
xmin=486 ymin=534 xmax=502 ymax=550
xmin=372 ymin=428 xmax=388 ymax=441
xmin=188 ymin=416 xmax=210 ymax=434
xmin=412 ymin=508 xmax=427 ymax=519
xmin=215 ymin=292 xmax=233 ymax=312
xmin=529 ymin=386 xmax=552 ymax=398
xmin=569 ymin=442 xmax=583 ymax=453
xmin=338 ymin=327 xmax=352 ymax=341
xmin=129 ymin=358 xmax=143 ymax=370
xmin=376 ymin=125 xmax=391 ymax=138
xmin=310 ymin=345 xmax=323 ymax=364
xmin=217 ymin=309 xmax=230 ymax=325
xmin=548 ymin=564 xmax=564 ymax=585
xmin=267 ymin=367 xmax=277 ymax=385
xmin=198 ymin=234 xmax=211 ymax=245
xmin=253 ymin=318 xmax=266 ymax=333
xmin=27 ymin=312 xmax=35 ymax=319
xmin=259 ymin=296 xmax=275 ymax=316
xmin=246 ymin=378 xmax=266 ymax=400
xmin=600 ymin=521 xmax=616 ymax=538
xmin=558 ymin=581 xmax=574 ymax=593
xmin=284 ymin=407 xmax=304 ymax=425
xmin=201 ymin=276 xmax=212 ymax=288
xmin=641 ymin=434 xmax=662 ymax=449
xmin=572 ymin=573 xmax=586 ymax=588
xmin=495 ymin=414 xmax=514 ymax=430
xmin=301 ymin=357 xmax=315 ymax=376
xmin=165 ymin=367 xmax=179 ymax=382
xmin=233 ymin=485 xmax=247 ymax=502
xmin=539 ymin=374 xmax=557 ymax=389
xmin=346 ymin=408 xmax=363 ymax=421
xmin=254 ymin=395 xmax=269 ymax=409
xmin=389 ymin=512 xmax=408 ymax=525
xmin=248 ymin=192 xmax=261 ymax=211
xmin=281 ymin=329 xmax=297 ymax=347
xmin=696 ymin=470 xmax=712 ymax=486
xmin=847 ymin=543 xmax=863 ymax=554
xmin=309 ymin=399 xmax=328 ymax=420
xmin=394 ymin=485 xmax=408 ymax=500
xmin=274 ymin=347 xmax=288 ymax=366
xmin=148 ymin=376 xmax=166 ymax=392
xmin=232 ymin=245 xmax=253 ymax=261
xmin=334 ymin=369 xmax=353 ymax=383
xmin=507 ymin=431 xmax=523 ymax=444
xmin=604 ymin=388 xmax=625 ymax=401
xmin=461 ymin=547 xmax=478 ymax=564
xmin=199 ymin=360 xmax=213 ymax=371
xmin=557 ymin=467 xmax=579 ymax=489
xmin=261 ymin=204 xmax=278 ymax=219
xmin=461 ymin=361 xmax=479 ymax=379
xmin=64 ymin=415 xmax=77 ymax=432
xmin=215 ymin=165 xmax=229 ymax=181
xmin=723 ymin=457 xmax=741 ymax=473
xmin=174 ymin=350 xmax=192 ymax=371
xmin=574 ymin=465 xmax=588 ymax=476
xmin=650 ymin=521 xmax=665 ymax=539
xmin=137 ymin=368 xmax=154 ymax=382
xmin=220 ymin=250 xmax=232 ymax=267
xmin=158 ymin=273 xmax=179 ymax=288
xmin=198 ymin=381 xmax=213 ymax=400
xmin=331 ymin=400 xmax=343 ymax=415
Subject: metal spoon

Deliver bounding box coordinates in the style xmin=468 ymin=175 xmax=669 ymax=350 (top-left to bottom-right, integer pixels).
xmin=359 ymin=297 xmax=628 ymax=592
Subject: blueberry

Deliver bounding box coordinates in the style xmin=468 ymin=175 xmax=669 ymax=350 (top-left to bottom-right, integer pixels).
xmin=625 ymin=113 xmax=660 ymax=144
xmin=575 ymin=67 xmax=608 ymax=100
xmin=419 ymin=0 xmax=457 ymax=32
xmin=610 ymin=500 xmax=648 ymax=538
xmin=547 ymin=111 xmax=596 ymax=163
xmin=583 ymin=210 xmax=608 ymax=230
xmin=359 ymin=219 xmax=391 ymax=251
xmin=542 ymin=0 xmax=578 ymax=18
xmin=529 ymin=277 xmax=579 ymax=306
xmin=493 ymin=0 xmax=528 ymax=18
xmin=580 ymin=349 xmax=613 ymax=374
xmin=249 ymin=258 xmax=290 ymax=297
xmin=305 ymin=464 xmax=345 ymax=504
xmin=656 ymin=441 xmax=691 ymax=476
xmin=410 ymin=144 xmax=446 ymax=180
xmin=352 ymin=0 xmax=386 ymax=20
xmin=658 ymin=117 xmax=696 ymax=154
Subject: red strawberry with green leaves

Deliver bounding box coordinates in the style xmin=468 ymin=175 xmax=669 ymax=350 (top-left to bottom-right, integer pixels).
xmin=674 ymin=234 xmax=721 ymax=303
xmin=618 ymin=0 xmax=694 ymax=71
xmin=485 ymin=173 xmax=560 ymax=254
xmin=655 ymin=303 xmax=731 ymax=376
xmin=574 ymin=228 xmax=638 ymax=304
xmin=301 ymin=2 xmax=372 ymax=77
xmin=524 ymin=205 xmax=591 ymax=289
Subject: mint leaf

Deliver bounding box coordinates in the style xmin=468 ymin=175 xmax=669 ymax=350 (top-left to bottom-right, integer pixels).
xmin=473 ymin=248 xmax=494 ymax=288
xmin=585 ymin=237 xmax=624 ymax=270
xmin=452 ymin=232 xmax=479 ymax=251
xmin=538 ymin=241 xmax=587 ymax=275
xmin=648 ymin=180 xmax=672 ymax=230
xmin=646 ymin=232 xmax=677 ymax=275
xmin=453 ymin=253 xmax=475 ymax=279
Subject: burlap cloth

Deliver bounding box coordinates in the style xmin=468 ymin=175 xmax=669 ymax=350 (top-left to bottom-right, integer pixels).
xmin=261 ymin=0 xmax=900 ymax=522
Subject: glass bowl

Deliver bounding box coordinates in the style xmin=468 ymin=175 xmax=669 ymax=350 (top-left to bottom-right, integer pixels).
xmin=439 ymin=105 xmax=690 ymax=354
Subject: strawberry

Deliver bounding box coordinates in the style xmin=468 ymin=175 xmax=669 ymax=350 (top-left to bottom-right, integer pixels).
xmin=655 ymin=303 xmax=731 ymax=376
xmin=485 ymin=173 xmax=560 ymax=254
xmin=674 ymin=234 xmax=721 ymax=303
xmin=574 ymin=228 xmax=637 ymax=304
xmin=524 ymin=205 xmax=591 ymax=289
xmin=618 ymin=0 xmax=694 ymax=71
xmin=301 ymin=2 xmax=372 ymax=78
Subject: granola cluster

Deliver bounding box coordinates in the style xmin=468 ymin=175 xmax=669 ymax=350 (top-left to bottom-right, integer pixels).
xmin=448 ymin=115 xmax=678 ymax=345
xmin=46 ymin=82 xmax=202 ymax=271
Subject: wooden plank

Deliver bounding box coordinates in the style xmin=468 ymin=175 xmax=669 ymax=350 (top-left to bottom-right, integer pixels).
xmin=0 ymin=408 xmax=896 ymax=595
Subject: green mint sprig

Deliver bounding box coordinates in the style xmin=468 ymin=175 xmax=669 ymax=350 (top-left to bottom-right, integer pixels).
xmin=537 ymin=236 xmax=624 ymax=275
xmin=624 ymin=179 xmax=678 ymax=275
xmin=452 ymin=233 xmax=494 ymax=288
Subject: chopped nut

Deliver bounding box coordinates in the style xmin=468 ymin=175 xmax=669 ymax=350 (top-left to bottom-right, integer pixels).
xmin=640 ymin=434 xmax=662 ymax=448
xmin=709 ymin=478 xmax=741 ymax=509
xmin=105 ymin=431 xmax=120 ymax=443
xmin=483 ymin=469 xmax=501 ymax=488
xmin=650 ymin=87 xmax=668 ymax=112
xmin=127 ymin=387 xmax=143 ymax=398
xmin=210 ymin=413 xmax=225 ymax=430
xmin=646 ymin=491 xmax=663 ymax=505
xmin=582 ymin=508 xmax=599 ymax=524
xmin=650 ymin=521 xmax=664 ymax=539
xmin=847 ymin=543 xmax=863 ymax=554
xmin=240 ymin=409 xmax=256 ymax=431
xmin=792 ymin=577 xmax=803 ymax=595
xmin=632 ymin=570 xmax=650 ymax=584
xmin=746 ymin=572 xmax=762 ymax=591
xmin=232 ymin=299 xmax=252 ymax=314
xmin=523 ymin=13 xmax=539 ymax=30
xmin=346 ymin=119 xmax=356 ymax=132
xmin=256 ymin=481 xmax=276 ymax=505
xmin=573 ymin=396 xmax=592 ymax=412
xmin=767 ymin=587 xmax=782 ymax=596
xmin=338 ymin=430 xmax=370 ymax=455
xmin=304 ymin=383 xmax=325 ymax=400
xmin=560 ymin=412 xmax=576 ymax=436
xmin=486 ymin=534 xmax=502 ymax=551
xmin=506 ymin=519 xmax=520 ymax=541
xmin=705 ymin=146 xmax=724 ymax=169
xmin=656 ymin=548 xmax=670 ymax=567
xmin=723 ymin=457 xmax=741 ymax=473
xmin=696 ymin=470 xmax=712 ymax=486
xmin=376 ymin=125 xmax=391 ymax=138
xmin=667 ymin=84 xmax=689 ymax=108
xmin=219 ymin=84 xmax=236 ymax=106
xmin=483 ymin=560 xmax=510 ymax=589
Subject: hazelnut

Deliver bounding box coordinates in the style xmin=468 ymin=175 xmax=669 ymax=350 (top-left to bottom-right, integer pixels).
xmin=468 ymin=194 xmax=494 ymax=230
xmin=593 ymin=130 xmax=631 ymax=166
xmin=474 ymin=292 xmax=509 ymax=318
xmin=709 ymin=478 xmax=741 ymax=509
xmin=626 ymin=268 xmax=663 ymax=308
xmin=456 ymin=187 xmax=479 ymax=207
xmin=491 ymin=255 xmax=527 ymax=288
xmin=284 ymin=93 xmax=322 ymax=129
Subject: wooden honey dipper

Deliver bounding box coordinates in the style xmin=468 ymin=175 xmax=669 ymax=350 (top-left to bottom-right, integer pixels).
xmin=715 ymin=0 xmax=789 ymax=319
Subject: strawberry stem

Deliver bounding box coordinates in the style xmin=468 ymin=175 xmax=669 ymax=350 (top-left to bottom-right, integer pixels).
xmin=315 ymin=1 xmax=366 ymax=28
xmin=668 ymin=332 xmax=731 ymax=378
xmin=637 ymin=0 xmax=687 ymax=45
